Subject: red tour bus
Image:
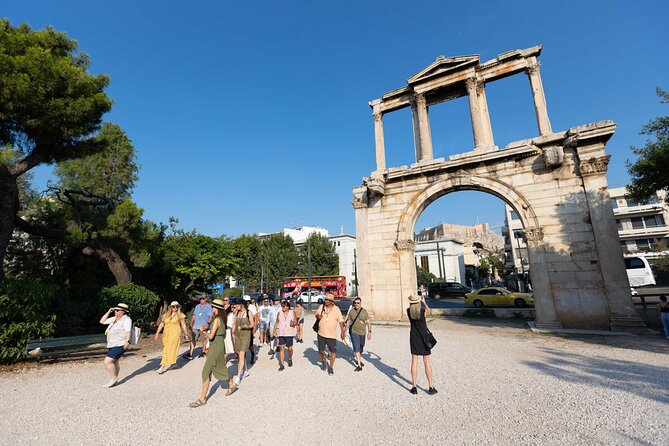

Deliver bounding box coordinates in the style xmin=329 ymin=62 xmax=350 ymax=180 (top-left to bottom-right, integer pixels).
xmin=281 ymin=276 xmax=346 ymax=299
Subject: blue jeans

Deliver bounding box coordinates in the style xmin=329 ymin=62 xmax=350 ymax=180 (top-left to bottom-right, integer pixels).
xmin=661 ymin=313 xmax=669 ymax=338
xmin=350 ymin=333 xmax=366 ymax=353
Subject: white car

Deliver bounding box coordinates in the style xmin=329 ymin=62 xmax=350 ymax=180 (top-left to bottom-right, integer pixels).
xmin=299 ymin=291 xmax=324 ymax=304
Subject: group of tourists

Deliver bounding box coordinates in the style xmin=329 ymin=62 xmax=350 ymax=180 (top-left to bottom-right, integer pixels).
xmin=99 ymin=291 xmax=438 ymax=405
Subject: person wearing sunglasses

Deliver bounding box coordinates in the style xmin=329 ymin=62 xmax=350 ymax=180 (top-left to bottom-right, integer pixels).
xmin=258 ymin=294 xmax=272 ymax=347
xmin=345 ymin=298 xmax=371 ymax=372
xmin=155 ymin=301 xmax=190 ymax=374
xmin=99 ymin=303 xmax=132 ymax=388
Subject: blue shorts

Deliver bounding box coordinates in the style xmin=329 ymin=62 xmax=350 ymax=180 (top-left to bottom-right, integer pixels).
xmin=278 ymin=336 xmax=294 ymax=347
xmin=350 ymin=333 xmax=366 ymax=353
xmin=106 ymin=346 xmax=126 ymax=359
xmin=258 ymin=321 xmax=267 ymax=332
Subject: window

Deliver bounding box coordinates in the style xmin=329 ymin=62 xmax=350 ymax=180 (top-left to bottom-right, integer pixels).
xmin=479 ymin=289 xmax=497 ymax=295
xmin=616 ymin=219 xmax=622 ymax=230
xmin=644 ymin=215 xmax=665 ymax=228
xmin=625 ymin=257 xmax=645 ymax=269
xmin=510 ymin=210 xmax=520 ymax=221
xmin=610 ymin=198 xmax=618 ymax=209
xmin=631 ymin=217 xmax=644 ymax=229
xmin=420 ymin=256 xmax=429 ymax=270
xmin=625 ymin=198 xmax=639 ymax=207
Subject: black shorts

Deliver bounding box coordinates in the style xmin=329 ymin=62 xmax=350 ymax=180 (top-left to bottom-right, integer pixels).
xmin=317 ymin=335 xmax=337 ymax=353
xmin=278 ymin=336 xmax=294 ymax=347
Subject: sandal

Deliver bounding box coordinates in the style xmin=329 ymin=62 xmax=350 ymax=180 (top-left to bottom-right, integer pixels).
xmin=189 ymin=399 xmax=207 ymax=408
xmin=225 ymin=385 xmax=238 ymax=397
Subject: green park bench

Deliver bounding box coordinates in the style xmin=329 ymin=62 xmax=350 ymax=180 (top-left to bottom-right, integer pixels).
xmin=26 ymin=334 xmax=108 ymax=360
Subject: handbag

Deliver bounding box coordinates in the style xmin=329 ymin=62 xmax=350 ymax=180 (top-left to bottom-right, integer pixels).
xmin=423 ymin=330 xmax=437 ymax=350
xmin=312 ymin=306 xmax=325 ymax=333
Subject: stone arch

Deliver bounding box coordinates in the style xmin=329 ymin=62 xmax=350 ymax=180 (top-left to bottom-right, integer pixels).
xmin=396 ymin=174 xmax=539 ymax=243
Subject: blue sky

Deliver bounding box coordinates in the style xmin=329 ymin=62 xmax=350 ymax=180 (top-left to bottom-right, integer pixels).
xmin=5 ymin=0 xmax=668 ymax=238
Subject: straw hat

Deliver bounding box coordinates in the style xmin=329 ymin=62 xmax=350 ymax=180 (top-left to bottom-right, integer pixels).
xmin=408 ymin=295 xmax=421 ymax=304
xmin=324 ymin=294 xmax=335 ymax=302
xmin=112 ymin=303 xmax=130 ymax=313
xmin=169 ymin=301 xmax=180 ymax=307
xmin=211 ymin=299 xmax=226 ymax=310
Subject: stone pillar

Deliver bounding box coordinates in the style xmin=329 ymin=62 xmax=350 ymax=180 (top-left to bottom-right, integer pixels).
xmin=373 ymin=111 xmax=386 ymax=172
xmin=526 ymin=60 xmax=552 ymax=136
xmin=578 ymin=154 xmax=646 ymax=332
xmin=411 ymin=100 xmax=422 ymax=162
xmin=524 ymin=228 xmax=563 ymax=329
xmin=415 ymin=93 xmax=433 ymax=161
xmin=477 ymin=81 xmax=495 ymax=148
xmin=353 ymin=189 xmax=372 ymax=314
xmin=466 ymin=77 xmax=487 ymax=151
xmin=395 ymin=239 xmax=418 ymax=321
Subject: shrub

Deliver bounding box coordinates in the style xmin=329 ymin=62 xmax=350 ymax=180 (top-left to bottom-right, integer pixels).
xmin=99 ymin=284 xmax=160 ymax=329
xmin=53 ymin=283 xmax=103 ymax=336
xmin=0 ymin=279 xmax=58 ymax=363
xmin=222 ymin=287 xmax=242 ymax=298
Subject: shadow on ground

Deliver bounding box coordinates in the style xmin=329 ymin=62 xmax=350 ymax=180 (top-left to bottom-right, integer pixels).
xmin=523 ymin=348 xmax=669 ymax=404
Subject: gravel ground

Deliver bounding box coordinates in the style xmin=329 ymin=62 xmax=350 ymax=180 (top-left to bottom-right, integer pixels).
xmin=1 ymin=318 xmax=667 ymax=445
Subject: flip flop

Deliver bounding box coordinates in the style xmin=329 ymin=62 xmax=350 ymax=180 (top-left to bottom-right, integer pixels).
xmin=189 ymin=399 xmax=207 ymax=408
xmin=225 ymin=385 xmax=238 ymax=396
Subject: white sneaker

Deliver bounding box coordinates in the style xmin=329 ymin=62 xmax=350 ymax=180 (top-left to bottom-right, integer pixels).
xmin=233 ymin=375 xmax=240 ymax=385
xmin=243 ymin=371 xmax=250 ymax=379
xmin=103 ymin=380 xmax=117 ymax=388
xmin=157 ymin=366 xmax=167 ymax=374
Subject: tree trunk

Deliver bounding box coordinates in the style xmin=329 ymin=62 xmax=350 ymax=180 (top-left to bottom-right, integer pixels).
xmin=0 ymin=167 xmax=19 ymax=280
xmin=82 ymin=243 xmax=132 ymax=285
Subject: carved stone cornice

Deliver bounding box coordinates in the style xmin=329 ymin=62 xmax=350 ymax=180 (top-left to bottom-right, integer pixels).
xmin=394 ymin=239 xmax=416 ymax=251
xmin=524 ymin=227 xmax=544 ymax=242
xmin=352 ymin=198 xmax=367 ymax=209
xmin=579 ymin=155 xmax=610 ymax=176
xmin=465 ymin=77 xmax=480 ymax=91
xmin=526 ymin=62 xmax=541 ymax=76
xmin=542 ymin=145 xmax=564 ymax=167
xmin=367 ymin=176 xmax=386 ymax=196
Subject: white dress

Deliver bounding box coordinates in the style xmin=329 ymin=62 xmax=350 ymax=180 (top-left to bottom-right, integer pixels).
xmin=225 ymin=312 xmax=235 ymax=354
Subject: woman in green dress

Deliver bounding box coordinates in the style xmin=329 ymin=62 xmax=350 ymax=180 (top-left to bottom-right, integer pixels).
xmin=189 ymin=299 xmax=237 ymax=408
xmin=232 ymin=299 xmax=253 ymax=385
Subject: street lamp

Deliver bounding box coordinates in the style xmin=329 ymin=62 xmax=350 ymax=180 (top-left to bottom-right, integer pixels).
xmin=513 ymin=230 xmax=526 ymax=292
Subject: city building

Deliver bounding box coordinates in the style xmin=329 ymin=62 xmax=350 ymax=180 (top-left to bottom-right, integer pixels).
xmin=609 ymin=187 xmax=669 ymax=260
xmin=414 ymin=238 xmax=465 ymax=283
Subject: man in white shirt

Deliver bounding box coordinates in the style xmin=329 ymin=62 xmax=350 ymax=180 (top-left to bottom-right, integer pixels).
xmin=257 ymin=294 xmax=272 ymax=347
xmin=267 ymin=297 xmax=281 ymax=355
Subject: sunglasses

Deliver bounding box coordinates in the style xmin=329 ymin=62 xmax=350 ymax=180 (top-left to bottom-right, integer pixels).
xmin=354 ymin=302 xmax=361 ymax=305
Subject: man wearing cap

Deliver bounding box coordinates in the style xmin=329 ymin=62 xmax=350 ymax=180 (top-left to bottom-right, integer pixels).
xmin=258 ymin=294 xmax=271 ymax=347
xmin=315 ymin=295 xmax=346 ymax=376
xmin=184 ymin=295 xmax=213 ymax=360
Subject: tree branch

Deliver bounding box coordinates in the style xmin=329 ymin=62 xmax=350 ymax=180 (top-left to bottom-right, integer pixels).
xmin=8 ymin=150 xmax=46 ymax=177
xmin=14 ymin=216 xmax=66 ymax=240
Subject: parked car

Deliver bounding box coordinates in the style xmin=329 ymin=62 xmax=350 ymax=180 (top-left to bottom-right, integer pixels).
xmin=465 ymin=287 xmax=534 ymax=308
xmin=427 ymin=282 xmax=472 ymax=299
xmin=298 ymin=290 xmax=325 ymax=304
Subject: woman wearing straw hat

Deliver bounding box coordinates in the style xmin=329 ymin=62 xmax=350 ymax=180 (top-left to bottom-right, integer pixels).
xmin=190 ymin=299 xmax=237 ymax=408
xmin=155 ymin=301 xmax=190 ymax=374
xmin=407 ymin=295 xmax=437 ymax=395
xmin=99 ymin=303 xmax=132 ymax=388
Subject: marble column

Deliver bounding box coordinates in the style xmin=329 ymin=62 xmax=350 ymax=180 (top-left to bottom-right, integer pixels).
xmin=477 ymin=81 xmax=495 ymax=148
xmin=415 ymin=93 xmax=433 ymax=161
xmin=373 ymin=111 xmax=386 ymax=172
xmin=410 ymin=100 xmax=422 ymax=162
xmin=526 ymin=60 xmax=552 ymax=136
xmin=466 ymin=77 xmax=487 ymax=151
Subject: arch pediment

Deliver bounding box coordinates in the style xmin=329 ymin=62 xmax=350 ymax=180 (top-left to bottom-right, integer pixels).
xmin=407 ymin=55 xmax=480 ymax=86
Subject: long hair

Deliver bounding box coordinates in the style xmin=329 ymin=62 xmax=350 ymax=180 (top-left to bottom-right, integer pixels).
xmin=162 ymin=307 xmax=185 ymax=322
xmin=408 ymin=302 xmax=421 ymax=320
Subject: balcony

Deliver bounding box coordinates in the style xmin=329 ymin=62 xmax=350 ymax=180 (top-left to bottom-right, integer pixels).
xmin=613 ymin=204 xmax=666 ymax=216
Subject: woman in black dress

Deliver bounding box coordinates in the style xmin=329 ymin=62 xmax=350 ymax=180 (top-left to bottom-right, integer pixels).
xmin=408 ymin=295 xmax=437 ymax=395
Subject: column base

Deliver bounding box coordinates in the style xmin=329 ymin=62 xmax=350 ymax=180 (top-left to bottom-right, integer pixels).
xmin=534 ymin=321 xmax=564 ymax=330
xmin=609 ymin=316 xmax=647 ymax=334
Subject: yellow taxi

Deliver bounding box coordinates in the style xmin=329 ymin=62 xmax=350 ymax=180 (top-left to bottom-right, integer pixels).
xmin=464 ymin=287 xmax=534 ymax=308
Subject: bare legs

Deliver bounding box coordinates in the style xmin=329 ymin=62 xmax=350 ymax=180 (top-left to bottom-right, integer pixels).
xmin=411 ymin=355 xmax=433 ymax=388
xmin=193 ymin=375 xmax=237 ymax=406
xmin=354 ymin=351 xmax=363 ymax=368
xmin=278 ymin=345 xmax=294 ymax=366
xmin=104 ymin=357 xmax=119 ymax=381
xmin=319 ymin=350 xmax=336 ymax=368
xmin=234 ymin=351 xmax=246 ymax=382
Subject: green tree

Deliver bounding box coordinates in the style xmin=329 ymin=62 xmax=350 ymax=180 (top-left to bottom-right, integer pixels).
xmin=234 ymin=235 xmax=262 ymax=290
xmin=261 ymin=233 xmax=298 ymax=292
xmin=627 ymin=88 xmax=669 ymax=203
xmin=416 ymin=266 xmax=436 ymax=288
xmin=297 ymin=233 xmax=339 ymax=276
xmin=0 ymin=20 xmax=112 ymax=279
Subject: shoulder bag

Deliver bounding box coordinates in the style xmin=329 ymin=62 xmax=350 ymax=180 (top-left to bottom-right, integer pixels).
xmin=312 ymin=306 xmax=325 ymax=333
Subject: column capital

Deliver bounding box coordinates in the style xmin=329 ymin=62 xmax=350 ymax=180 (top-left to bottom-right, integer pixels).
xmin=373 ymin=111 xmax=383 ymax=123
xmin=465 ymin=76 xmax=480 ymax=90
xmin=526 ymin=61 xmax=541 ymax=76
xmin=579 ymin=155 xmax=611 ymax=176
xmin=524 ymin=227 xmax=544 ymax=243
xmin=414 ymin=92 xmax=427 ymax=107
xmin=394 ymin=239 xmax=416 ymax=251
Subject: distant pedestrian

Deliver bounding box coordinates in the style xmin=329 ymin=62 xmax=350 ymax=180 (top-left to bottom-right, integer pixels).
xmin=244 ymin=295 xmax=258 ymax=363
xmin=155 ymin=301 xmax=190 ymax=374
xmin=184 ymin=295 xmax=213 ymax=360
xmin=272 ymin=300 xmax=298 ymax=371
xmin=189 ymin=299 xmax=237 ymax=408
xmin=658 ymin=295 xmax=669 ymax=340
xmin=267 ymin=297 xmax=281 ymax=355
xmin=295 ymin=299 xmax=305 ymax=343
xmin=232 ymin=299 xmax=253 ymax=385
xmin=345 ymin=297 xmax=371 ymax=371
xmin=407 ymin=295 xmax=437 ymax=395
xmin=315 ymin=294 xmax=346 ymax=376
xmin=99 ymin=303 xmax=132 ymax=388
xmin=258 ymin=294 xmax=271 ymax=346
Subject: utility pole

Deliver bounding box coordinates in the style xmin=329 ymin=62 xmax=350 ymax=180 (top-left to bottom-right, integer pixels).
xmin=514 ymin=230 xmax=526 ymax=292
xmin=353 ymin=248 xmax=358 ymax=297
xmin=307 ymin=239 xmax=312 ymax=310
xmin=436 ymin=241 xmax=444 ymax=281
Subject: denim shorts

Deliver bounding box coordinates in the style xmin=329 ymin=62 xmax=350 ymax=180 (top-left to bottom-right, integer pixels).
xmin=106 ymin=346 xmax=126 ymax=359
xmin=350 ymin=333 xmax=366 ymax=353
xmin=278 ymin=336 xmax=294 ymax=347
xmin=258 ymin=321 xmax=267 ymax=332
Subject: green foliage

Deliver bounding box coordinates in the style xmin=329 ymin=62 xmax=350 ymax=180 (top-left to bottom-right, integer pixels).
xmin=627 ymin=88 xmax=669 ymax=203
xmin=416 ymin=266 xmax=436 ymax=287
xmin=222 ymin=287 xmax=242 ymax=298
xmin=0 ymin=279 xmax=57 ymax=363
xmin=261 ymin=233 xmax=298 ymax=292
xmin=53 ymin=283 xmax=103 ymax=336
xmin=99 ymin=283 xmax=160 ymax=329
xmin=234 ymin=235 xmax=262 ymax=290
xmin=55 ymin=123 xmax=138 ymax=202
xmin=297 ymin=233 xmax=339 ymax=276
xmin=0 ymin=19 xmax=112 ymax=161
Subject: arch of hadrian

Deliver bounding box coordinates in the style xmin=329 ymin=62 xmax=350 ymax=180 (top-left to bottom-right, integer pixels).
xmin=352 ymin=45 xmax=645 ymax=331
